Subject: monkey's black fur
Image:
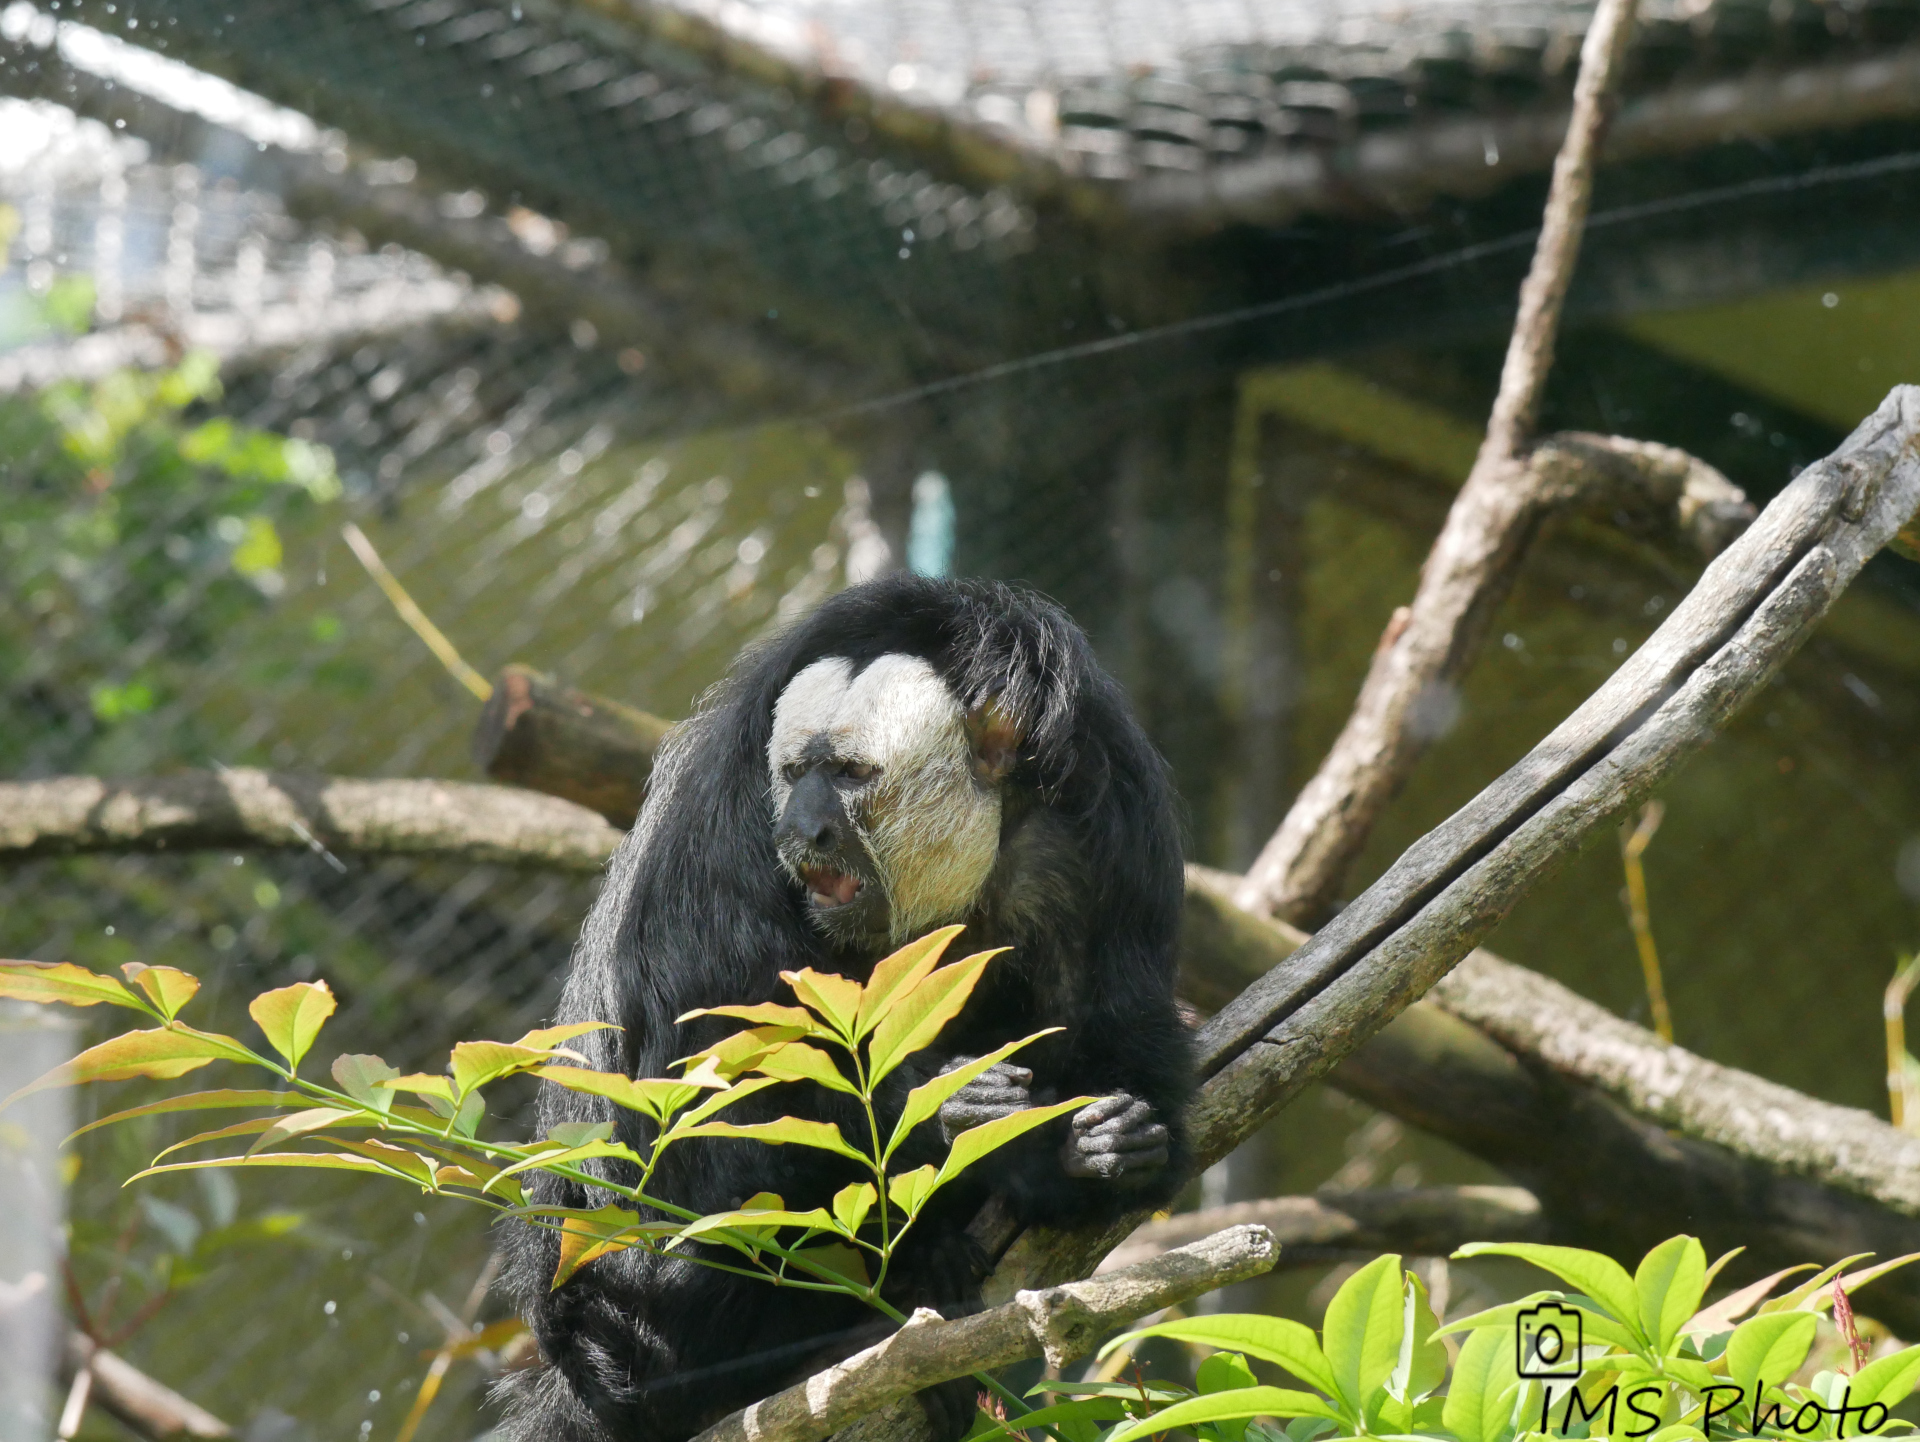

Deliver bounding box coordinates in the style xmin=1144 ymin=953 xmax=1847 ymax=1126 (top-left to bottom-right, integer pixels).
xmin=498 ymin=575 xmax=1190 ymax=1442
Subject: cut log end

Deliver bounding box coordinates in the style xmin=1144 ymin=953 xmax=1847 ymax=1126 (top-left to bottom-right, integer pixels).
xmin=473 ymin=664 xmax=673 ymax=827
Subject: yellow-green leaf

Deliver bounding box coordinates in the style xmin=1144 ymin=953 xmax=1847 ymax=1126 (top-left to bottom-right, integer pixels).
xmin=751 ymin=1042 xmax=857 ymax=1094
xmin=1453 ymin=1242 xmax=1643 ymax=1336
xmin=1104 ymin=1316 xmax=1335 ymax=1396
xmin=331 ymin=1054 xmax=399 ymax=1114
xmin=451 ymin=1040 xmax=575 ymax=1098
xmin=854 ymin=926 xmax=964 ymax=1038
xmin=932 ymin=1097 xmax=1089 ymax=1190
xmin=886 ymin=1029 xmax=1061 ymax=1161
xmin=246 ymin=1107 xmax=369 ymax=1156
xmin=670 ymin=1075 xmax=781 ymax=1130
xmin=513 ymin=1021 xmax=619 ymax=1051
xmin=330 ymin=1137 xmax=439 ymax=1188
xmin=379 ymin=1073 xmax=457 ymax=1108
xmin=792 ymin=1241 xmax=870 ymax=1287
xmin=831 ymin=1182 xmax=876 ymax=1236
xmin=676 ymin=1025 xmax=808 ymax=1080
xmin=1104 ymin=1388 xmax=1340 ymax=1442
xmin=1636 ymin=1235 xmax=1708 ymax=1352
xmin=887 ymin=1164 xmax=937 ymax=1217
xmin=484 ymin=1139 xmax=645 ymax=1194
xmin=1726 ymin=1311 xmax=1817 ymax=1396
xmin=779 ymin=969 xmax=864 ymax=1038
xmin=120 ymin=963 xmax=200 ymax=1020
xmin=131 ymin=1150 xmax=396 ymax=1184
xmin=1322 ymin=1253 xmax=1406 ymax=1414
xmin=532 ymin=1065 xmax=716 ymax=1123
xmin=0 ymin=960 xmax=148 ymax=1012
xmin=68 ymin=1089 xmax=304 ymax=1142
xmin=670 ymin=1203 xmax=835 ymax=1248
xmin=248 ymin=981 xmax=337 ymax=1071
xmin=548 ymin=1204 xmax=674 ymax=1289
xmin=677 ymin=1003 xmax=816 ymax=1030
xmin=5 ymin=1025 xmax=255 ymax=1107
xmin=676 ymin=1116 xmax=866 ymax=1163
xmin=867 ymin=949 xmax=1007 ymax=1083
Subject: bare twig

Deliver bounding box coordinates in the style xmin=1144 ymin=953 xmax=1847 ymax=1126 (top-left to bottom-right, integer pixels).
xmin=1236 ymin=0 xmax=1648 ymax=927
xmin=1619 ymin=800 xmax=1671 ymax=1043
xmin=686 ymin=1225 xmax=1279 ymax=1442
xmin=340 ymin=523 xmax=493 ymax=703
xmin=63 ymin=1332 xmax=231 ymax=1440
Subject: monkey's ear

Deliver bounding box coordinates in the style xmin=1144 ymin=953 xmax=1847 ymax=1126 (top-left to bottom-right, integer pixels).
xmin=965 ymin=698 xmax=1023 ymax=785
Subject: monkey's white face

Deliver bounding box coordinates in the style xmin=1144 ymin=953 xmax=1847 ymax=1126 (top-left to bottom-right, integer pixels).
xmin=769 ymin=654 xmax=1002 ymax=945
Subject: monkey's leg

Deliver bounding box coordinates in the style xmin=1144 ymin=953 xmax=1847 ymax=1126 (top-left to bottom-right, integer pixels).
xmin=1060 ymin=1094 xmax=1171 ymax=1180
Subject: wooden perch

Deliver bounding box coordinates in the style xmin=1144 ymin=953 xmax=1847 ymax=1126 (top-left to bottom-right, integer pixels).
xmin=64 ymin=1332 xmax=230 ymax=1440
xmin=687 ymin=1224 xmax=1279 ymax=1442
xmin=474 ymin=664 xmax=674 ymax=827
xmin=1099 ymin=1186 xmax=1544 ymax=1272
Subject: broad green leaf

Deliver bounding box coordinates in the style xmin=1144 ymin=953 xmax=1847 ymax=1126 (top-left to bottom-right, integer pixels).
xmin=0 ymin=960 xmax=148 ymax=1012
xmin=750 ymin=1042 xmax=858 ymax=1095
xmin=1642 ymin=1427 xmax=1706 ymax=1442
xmin=677 ymin=1002 xmax=817 ymax=1030
xmin=1199 ymin=1354 xmax=1260 ymax=1442
xmin=484 ymin=1139 xmax=645 ymax=1194
xmin=1105 ymin=1317 xmax=1335 ymax=1396
xmin=1826 ymin=1253 xmax=1920 ymax=1307
xmin=832 ymin=1182 xmax=876 ymax=1236
xmin=676 ymin=1025 xmax=808 ymax=1080
xmin=330 ymin=1137 xmax=438 ymax=1187
xmin=1442 ymin=1327 xmax=1522 ymax=1442
xmin=547 ymin=1121 xmax=615 ymax=1146
xmin=331 ymin=1055 xmax=400 ymax=1114
xmin=5 ymin=1025 xmax=255 ymax=1107
xmin=1029 ymin=1381 xmax=1192 ymax=1403
xmin=67 ymin=1089 xmax=303 ymax=1142
xmin=1761 ymin=1255 xmax=1870 ymax=1314
xmin=248 ymin=981 xmax=337 ymax=1071
xmin=885 ymin=1029 xmax=1062 ymax=1161
xmin=676 ymin=1116 xmax=866 ymax=1163
xmin=531 ymin=1066 xmax=716 ymax=1123
xmin=131 ymin=1150 xmax=397 ymax=1184
xmin=550 ymin=1203 xmax=641 ymax=1289
xmin=670 ymin=1203 xmax=834 ymax=1249
xmin=1104 ymin=1388 xmax=1340 ymax=1442
xmin=1726 ymin=1311 xmax=1817 ymax=1396
xmin=982 ymin=1398 xmax=1124 ymax=1437
xmin=866 ymin=949 xmax=1007 ymax=1083
xmin=155 ymin=1111 xmax=386 ymax=1160
xmin=512 ymin=1022 xmax=619 ymax=1051
xmin=1387 ymin=1271 xmax=1448 ymax=1405
xmin=933 ymin=1097 xmax=1090 ymax=1191
xmin=1637 ymin=1235 xmax=1708 ymax=1352
xmin=247 ymin=1107 xmax=369 ymax=1156
xmin=1681 ymin=1265 xmax=1815 ymax=1336
xmin=779 ymin=968 xmax=864 ymax=1038
xmin=1322 ymin=1253 xmax=1405 ymax=1415
xmin=888 ymin=1165 xmax=937 ymax=1216
xmin=379 ymin=1073 xmax=457 ymax=1108
xmin=791 ymin=1241 xmax=870 ymax=1287
xmin=854 ymin=926 xmax=964 ymax=1038
xmin=1851 ymin=1343 xmax=1920 ymax=1409
xmin=1435 ymin=1294 xmax=1638 ymax=1353
xmin=120 ymin=963 xmax=200 ymax=1020
xmin=1453 ymin=1243 xmax=1642 ymax=1338
xmin=451 ymin=1039 xmax=588 ymax=1098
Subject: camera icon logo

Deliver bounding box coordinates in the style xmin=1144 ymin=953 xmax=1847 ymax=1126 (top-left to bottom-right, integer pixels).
xmin=1515 ymin=1302 xmax=1583 ymax=1378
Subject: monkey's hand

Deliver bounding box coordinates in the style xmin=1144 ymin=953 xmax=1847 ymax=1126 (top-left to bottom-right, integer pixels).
xmin=1060 ymin=1093 xmax=1170 ymax=1181
xmin=936 ymin=1059 xmax=1033 ymax=1146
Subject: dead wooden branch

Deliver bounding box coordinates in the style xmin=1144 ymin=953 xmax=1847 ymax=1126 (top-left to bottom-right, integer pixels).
xmin=474 ymin=664 xmax=675 ymax=827
xmin=687 ymin=1225 xmax=1278 ymax=1442
xmin=1099 ymin=1186 xmax=1544 ymax=1272
xmin=1236 ymin=0 xmax=1648 ymax=927
xmin=64 ymin=1332 xmax=231 ymax=1440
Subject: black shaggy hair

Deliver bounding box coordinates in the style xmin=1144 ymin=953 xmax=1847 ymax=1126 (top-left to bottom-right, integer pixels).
xmin=497 ymin=574 xmax=1190 ymax=1442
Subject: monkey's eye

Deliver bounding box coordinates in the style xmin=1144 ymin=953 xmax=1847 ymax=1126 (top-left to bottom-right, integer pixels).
xmin=840 ymin=761 xmax=880 ymax=783
xmin=781 ymin=762 xmax=806 ymax=783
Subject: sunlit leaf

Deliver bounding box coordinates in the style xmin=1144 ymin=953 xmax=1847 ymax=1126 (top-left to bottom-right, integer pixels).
xmin=1453 ymin=1243 xmax=1643 ymax=1339
xmin=1757 ymin=1255 xmax=1870 ymax=1314
xmin=751 ymin=1042 xmax=858 ymax=1095
xmin=670 ymin=1076 xmax=781 ymax=1130
xmin=532 ymin=1066 xmax=716 ymax=1124
xmin=483 ymin=1139 xmax=645 ymax=1195
xmin=1322 ymin=1253 xmax=1405 ymax=1415
xmin=1386 ymin=1271 xmax=1447 ymax=1407
xmin=676 ymin=1116 xmax=866 ymax=1163
xmin=247 ymin=1107 xmax=369 ymax=1157
xmin=886 ymin=1029 xmax=1061 ymax=1161
xmin=676 ymin=1025 xmax=808 ymax=1080
xmin=791 ymin=1241 xmax=870 ymax=1287
xmin=676 ymin=1002 xmax=816 ymax=1030
xmin=779 ymin=969 xmax=864 ymax=1038
xmin=513 ymin=1021 xmax=618 ymax=1051
xmin=330 ymin=1137 xmax=439 ymax=1188
xmin=248 ymin=981 xmax=337 ymax=1071
xmin=131 ymin=1151 xmax=395 ymax=1184
xmin=546 ymin=1121 xmax=614 ymax=1147
xmin=1824 ymin=1253 xmax=1920 ymax=1307
xmin=1105 ymin=1316 xmax=1335 ymax=1397
xmin=1726 ymin=1311 xmax=1817 ymax=1397
xmin=0 ymin=960 xmax=149 ymax=1012
xmin=831 ymin=1182 xmax=876 ymax=1237
xmin=1104 ymin=1388 xmax=1340 ymax=1442
xmin=451 ymin=1039 xmax=588 ymax=1099
xmin=1636 ymin=1235 xmax=1708 ymax=1353
xmin=867 ymin=949 xmax=1007 ymax=1083
xmin=1441 ymin=1327 xmax=1522 ymax=1442
xmin=67 ymin=1089 xmax=304 ymax=1142
xmin=5 ymin=1025 xmax=255 ymax=1107
xmin=440 ymin=1317 xmax=530 ymax=1361
xmin=932 ymin=1097 xmax=1089 ymax=1190
xmin=331 ymin=1054 xmax=400 ymax=1115
xmin=1681 ymin=1265 xmax=1815 ymax=1336
xmin=550 ymin=1203 xmax=641 ymax=1289
xmin=1848 ymin=1340 xmax=1920 ymax=1408
xmin=120 ymin=963 xmax=200 ymax=1020
xmin=887 ymin=1165 xmax=937 ymax=1217
xmin=855 ymin=926 xmax=964 ymax=1038
xmin=670 ymin=1202 xmax=835 ymax=1248
xmin=1433 ymin=1293 xmax=1635 ymax=1354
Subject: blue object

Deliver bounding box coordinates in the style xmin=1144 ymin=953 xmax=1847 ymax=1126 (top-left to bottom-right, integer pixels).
xmin=907 ymin=470 xmax=955 ymax=577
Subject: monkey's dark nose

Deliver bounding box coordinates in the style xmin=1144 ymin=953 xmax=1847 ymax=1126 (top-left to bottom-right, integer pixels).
xmin=778 ymin=770 xmax=844 ymax=850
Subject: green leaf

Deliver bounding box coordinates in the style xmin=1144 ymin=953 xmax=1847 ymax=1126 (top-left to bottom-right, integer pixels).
xmin=550 ymin=1204 xmax=644 ymax=1289
xmin=669 ymin=1076 xmax=782 ymax=1130
xmin=1680 ymin=1265 xmax=1816 ymax=1337
xmin=0 ymin=960 xmax=150 ymax=1012
xmin=678 ymin=1002 xmax=818 ymax=1030
xmin=1637 ymin=1235 xmax=1708 ymax=1353
xmin=791 ymin=1241 xmax=871 ymax=1287
xmin=932 ymin=1097 xmax=1090 ymax=1191
xmin=1726 ymin=1312 xmax=1817 ymax=1397
xmin=547 ymin=1121 xmax=615 ymax=1146
xmin=531 ymin=1066 xmax=718 ymax=1124
xmin=1850 ymin=1343 xmax=1920 ymax=1409
xmin=1322 ymin=1253 xmax=1406 ymax=1415
xmin=1826 ymin=1253 xmax=1920 ymax=1308
xmin=832 ymin=1182 xmax=876 ymax=1237
xmin=1104 ymin=1317 xmax=1335 ymax=1396
xmin=866 ymin=948 xmax=1007 ymax=1083
xmin=1104 ymin=1388 xmax=1340 ymax=1442
xmin=483 ymin=1139 xmax=645 ymax=1194
xmin=1387 ymin=1271 xmax=1448 ymax=1405
xmin=669 ymin=1202 xmax=835 ymax=1250
xmin=513 ymin=1021 xmax=620 ymax=1051
xmin=887 ymin=1165 xmax=938 ymax=1217
xmin=1441 ymin=1327 xmax=1522 ymax=1442
xmin=676 ymin=1116 xmax=867 ymax=1163
xmin=329 ymin=1137 xmax=439 ymax=1188
xmin=245 ymin=1107 xmax=372 ymax=1156
xmin=67 ymin=1089 xmax=303 ymax=1142
xmin=1199 ymin=1352 xmax=1259 ymax=1396
xmin=131 ymin=1150 xmax=397 ymax=1185
xmin=379 ymin=1073 xmax=457 ymax=1109
xmin=854 ymin=926 xmax=964 ymax=1038
xmin=750 ymin=1042 xmax=858 ymax=1095
xmin=885 ymin=1029 xmax=1062 ymax=1161
xmin=451 ymin=1039 xmax=591 ymax=1098
xmin=1761 ymin=1255 xmax=1871 ymax=1314
xmin=247 ymin=981 xmax=337 ymax=1071
xmin=676 ymin=1025 xmax=809 ymax=1081
xmin=1453 ymin=1243 xmax=1643 ymax=1338
xmin=1434 ymin=1294 xmax=1638 ymax=1353
xmin=331 ymin=1054 xmax=400 ymax=1114
xmin=779 ymin=968 xmax=864 ymax=1038
xmin=6 ymin=1025 xmax=255 ymax=1107
xmin=120 ymin=963 xmax=201 ymax=1020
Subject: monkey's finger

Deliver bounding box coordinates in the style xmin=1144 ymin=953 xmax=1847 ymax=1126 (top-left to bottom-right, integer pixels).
xmin=1070 ymin=1094 xmax=1137 ymax=1130
xmin=953 ymin=1083 xmax=1030 ymax=1106
xmin=1075 ymin=1123 xmax=1169 ymax=1156
xmin=977 ymin=1064 xmax=1033 ymax=1087
xmin=1078 ymin=1099 xmax=1155 ymax=1136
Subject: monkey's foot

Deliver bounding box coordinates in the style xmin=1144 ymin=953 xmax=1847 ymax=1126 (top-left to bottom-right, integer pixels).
xmin=937 ymin=1059 xmax=1033 ymax=1145
xmin=1060 ymin=1093 xmax=1169 ymax=1180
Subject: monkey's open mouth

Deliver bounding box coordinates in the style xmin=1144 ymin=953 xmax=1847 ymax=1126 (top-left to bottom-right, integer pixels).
xmin=800 ymin=865 xmax=863 ymax=909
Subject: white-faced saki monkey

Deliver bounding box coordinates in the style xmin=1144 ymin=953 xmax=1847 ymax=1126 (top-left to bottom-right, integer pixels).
xmin=499 ymin=574 xmax=1191 ymax=1442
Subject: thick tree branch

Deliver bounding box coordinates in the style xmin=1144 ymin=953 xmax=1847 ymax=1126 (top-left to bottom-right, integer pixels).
xmin=473 ymin=665 xmax=674 ymax=828
xmin=1100 ymin=1186 xmax=1544 ymax=1272
xmin=686 ymin=1225 xmax=1279 ymax=1442
xmin=1236 ymin=0 xmax=1648 ymax=927
xmin=63 ymin=1332 xmax=231 ymax=1440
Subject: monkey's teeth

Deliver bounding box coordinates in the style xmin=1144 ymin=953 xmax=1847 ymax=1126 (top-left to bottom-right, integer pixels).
xmin=802 ymin=867 xmax=862 ymax=907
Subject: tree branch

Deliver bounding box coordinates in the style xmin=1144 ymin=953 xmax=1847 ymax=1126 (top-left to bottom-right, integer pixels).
xmin=64 ymin=1332 xmax=231 ymax=1440
xmin=1235 ymin=0 xmax=1648 ymax=927
xmin=1099 ymin=1187 xmax=1544 ymax=1272
xmin=686 ymin=1225 xmax=1279 ymax=1442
